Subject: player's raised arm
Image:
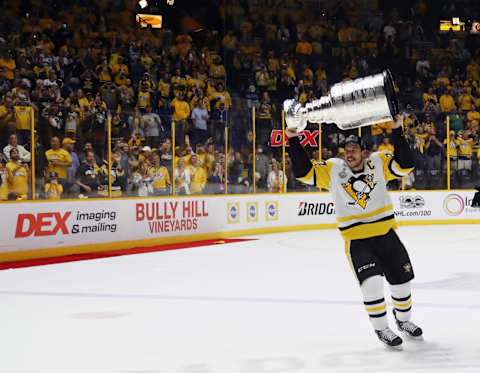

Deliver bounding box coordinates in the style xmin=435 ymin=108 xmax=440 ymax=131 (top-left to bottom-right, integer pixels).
xmin=377 ymin=114 xmax=415 ymax=181
xmin=285 ymin=127 xmax=332 ymax=189
xmin=390 ymin=114 xmax=415 ymax=174
xmin=285 ymin=128 xmax=313 ymax=179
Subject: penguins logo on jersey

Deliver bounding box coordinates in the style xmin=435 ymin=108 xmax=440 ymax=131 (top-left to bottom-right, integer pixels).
xmin=342 ymin=174 xmax=376 ymax=209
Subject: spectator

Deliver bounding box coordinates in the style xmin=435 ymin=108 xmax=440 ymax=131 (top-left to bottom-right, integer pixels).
xmin=174 ymin=157 xmax=190 ymax=195
xmin=111 ymin=151 xmax=128 ymax=194
xmin=118 ymin=83 xmax=135 ymax=112
xmin=277 ymin=23 xmax=291 ymax=51
xmin=116 ymin=142 xmax=131 ymax=176
xmin=0 ymin=48 xmax=15 ymax=78
xmin=378 ymin=136 xmax=394 ymax=154
xmin=75 ymin=150 xmax=103 ymax=198
xmin=190 ymin=86 xmax=210 ymax=113
xmin=445 ymin=130 xmax=458 ymax=173
xmin=100 ymin=81 xmax=118 ymax=112
xmin=448 ymin=107 xmax=465 ymax=133
xmin=188 ymin=154 xmax=207 ymax=194
xmin=422 ymin=98 xmax=441 ymax=119
xmin=211 ymin=101 xmax=229 ymax=146
xmin=267 ymin=159 xmax=286 ymax=193
xmin=79 ymin=142 xmax=103 ymax=166
xmin=466 ymin=59 xmax=480 ymax=81
xmin=63 ymin=137 xmax=80 ymax=197
xmin=411 ymin=135 xmax=427 ymax=188
xmin=3 ymin=134 xmax=31 ymax=163
xmin=137 ymin=81 xmax=152 ymax=112
xmin=45 ymin=136 xmax=72 ymax=187
xmin=245 ymin=84 xmax=259 ymax=112
xmin=467 ymin=105 xmax=480 ymax=126
xmin=64 ymin=104 xmax=79 ymax=138
xmin=131 ymin=162 xmax=153 ymax=196
xmin=422 ymin=87 xmax=437 ymax=105
xmin=229 ymin=151 xmax=248 ymax=193
xmin=159 ymin=139 xmax=173 ymax=170
xmin=255 ymin=64 xmax=270 ymax=93
xmin=207 ymin=161 xmax=228 ymax=194
xmin=424 ymin=128 xmax=443 ymax=179
xmin=44 ymin=171 xmax=63 ymax=200
xmin=0 ymin=154 xmax=8 ymax=200
xmin=171 ymin=92 xmax=191 ymax=146
xmin=439 ymin=89 xmax=455 ymax=113
xmin=190 ymin=101 xmax=209 ymax=147
xmin=111 ymin=56 xmax=129 ymax=86
xmin=0 ymin=96 xmax=14 ymax=142
xmin=416 ymin=55 xmax=431 ymax=79
xmin=43 ymin=102 xmax=64 ymax=140
xmin=458 ymin=88 xmax=475 ymax=112
xmin=88 ymin=94 xmax=108 ymax=158
xmin=5 ymin=148 xmax=29 ymax=200
xmin=383 ymin=22 xmax=396 ymax=41
xmin=255 ymin=92 xmax=275 ymax=147
xmin=14 ymin=95 xmax=35 ymax=145
xmin=254 ymin=146 xmax=269 ymax=191
xmin=209 ymin=82 xmax=232 ymax=110
xmin=295 ymin=35 xmax=313 ymax=62
xmin=111 ymin=113 xmax=128 ymax=140
xmin=409 ymin=80 xmax=425 ymax=111
xmin=141 ymin=105 xmax=162 ymax=148
xmin=414 ymin=125 xmax=429 ymax=147
xmin=149 ymin=153 xmax=170 ymax=196
xmin=456 ymin=130 xmax=475 ymax=177
xmin=436 ymin=67 xmax=451 ymax=88
xmin=209 ymin=56 xmax=226 ymax=81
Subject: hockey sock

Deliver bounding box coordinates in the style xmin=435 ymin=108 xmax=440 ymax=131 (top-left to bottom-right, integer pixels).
xmin=360 ymin=275 xmax=388 ymax=330
xmin=389 ymin=282 xmax=412 ymax=322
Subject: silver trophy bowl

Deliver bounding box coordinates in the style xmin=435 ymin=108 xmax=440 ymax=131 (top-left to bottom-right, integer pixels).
xmin=284 ymin=70 xmax=399 ymax=132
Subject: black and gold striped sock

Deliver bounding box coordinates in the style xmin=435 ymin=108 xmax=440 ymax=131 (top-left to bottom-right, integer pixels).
xmin=392 ymin=294 xmax=412 ymax=321
xmin=364 ymin=297 xmax=388 ymax=330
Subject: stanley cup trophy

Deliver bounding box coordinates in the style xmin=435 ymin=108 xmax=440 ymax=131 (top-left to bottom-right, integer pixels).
xmin=283 ymin=70 xmax=399 ymax=132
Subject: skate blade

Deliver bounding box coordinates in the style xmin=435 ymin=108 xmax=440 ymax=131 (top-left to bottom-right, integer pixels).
xmin=384 ymin=343 xmax=403 ymax=351
xmin=378 ymin=338 xmax=403 ymax=350
xmin=398 ymin=328 xmax=424 ymax=340
xmin=402 ymin=333 xmax=424 ymax=341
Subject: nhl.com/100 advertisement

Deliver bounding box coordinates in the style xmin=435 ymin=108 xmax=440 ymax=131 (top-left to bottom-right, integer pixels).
xmin=394 ymin=191 xmax=480 ymax=220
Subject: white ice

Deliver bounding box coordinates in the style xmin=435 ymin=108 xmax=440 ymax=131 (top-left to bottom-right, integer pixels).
xmin=1 ymin=225 xmax=480 ymax=373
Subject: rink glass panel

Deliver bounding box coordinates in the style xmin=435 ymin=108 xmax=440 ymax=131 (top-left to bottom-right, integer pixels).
xmin=2 ymin=106 xmax=479 ymax=203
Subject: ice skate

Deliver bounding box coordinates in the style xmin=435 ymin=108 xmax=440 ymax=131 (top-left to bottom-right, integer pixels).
xmin=393 ymin=309 xmax=423 ymax=338
xmin=375 ymin=327 xmax=403 ymax=347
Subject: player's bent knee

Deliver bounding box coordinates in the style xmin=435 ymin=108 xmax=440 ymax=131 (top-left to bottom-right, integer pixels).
xmin=360 ymin=275 xmax=384 ymax=300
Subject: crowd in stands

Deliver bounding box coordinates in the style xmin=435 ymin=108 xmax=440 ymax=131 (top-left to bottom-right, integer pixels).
xmin=0 ymin=0 xmax=480 ymax=200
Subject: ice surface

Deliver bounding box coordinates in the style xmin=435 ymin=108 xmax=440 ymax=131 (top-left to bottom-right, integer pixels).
xmin=1 ymin=225 xmax=479 ymax=373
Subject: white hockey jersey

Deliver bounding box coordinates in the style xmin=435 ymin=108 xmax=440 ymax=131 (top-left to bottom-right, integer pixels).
xmin=297 ymin=152 xmax=413 ymax=241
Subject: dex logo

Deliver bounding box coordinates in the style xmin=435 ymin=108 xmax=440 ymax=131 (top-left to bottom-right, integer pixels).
xmin=15 ymin=212 xmax=71 ymax=238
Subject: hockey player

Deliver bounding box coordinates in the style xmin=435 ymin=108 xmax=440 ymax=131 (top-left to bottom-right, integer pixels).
xmin=285 ymin=113 xmax=422 ymax=347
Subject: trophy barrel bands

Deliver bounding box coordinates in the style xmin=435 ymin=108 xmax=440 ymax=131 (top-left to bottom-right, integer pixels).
xmin=294 ymin=70 xmax=399 ymax=131
xmin=304 ymin=96 xmax=334 ymax=125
